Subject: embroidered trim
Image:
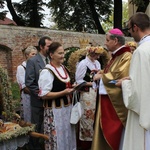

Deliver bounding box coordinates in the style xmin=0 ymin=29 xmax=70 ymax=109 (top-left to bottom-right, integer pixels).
xmin=44 ymin=67 xmax=70 ymax=83
xmin=50 ymin=62 xmax=68 ymax=79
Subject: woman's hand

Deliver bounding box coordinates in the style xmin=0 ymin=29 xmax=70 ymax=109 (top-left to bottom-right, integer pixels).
xmin=23 ymin=87 xmax=30 ymax=94
xmin=72 ymin=83 xmax=77 ymax=88
xmin=93 ymin=73 xmax=102 ymax=81
xmin=64 ymin=88 xmax=75 ymax=95
xmin=41 ymin=88 xmax=75 ymax=100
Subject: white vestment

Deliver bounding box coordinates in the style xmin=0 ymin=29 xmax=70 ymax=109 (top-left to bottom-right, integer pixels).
xmin=122 ymin=36 xmax=150 ymax=150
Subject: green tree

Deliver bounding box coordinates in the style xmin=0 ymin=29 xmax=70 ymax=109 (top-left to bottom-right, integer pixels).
xmin=130 ymin=0 xmax=149 ymax=12
xmin=0 ymin=0 xmax=7 ymax=20
xmin=6 ymin=0 xmax=25 ymax=26
xmin=5 ymin=0 xmax=47 ymax=27
xmin=48 ymin=0 xmax=113 ymax=34
xmin=2 ymin=0 xmax=149 ymax=30
xmin=102 ymin=1 xmax=129 ymax=33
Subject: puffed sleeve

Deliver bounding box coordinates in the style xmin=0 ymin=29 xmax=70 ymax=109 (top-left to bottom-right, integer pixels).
xmin=16 ymin=65 xmax=26 ymax=90
xmin=96 ymin=60 xmax=101 ymax=70
xmin=75 ymin=60 xmax=87 ymax=84
xmin=38 ymin=69 xmax=54 ymax=97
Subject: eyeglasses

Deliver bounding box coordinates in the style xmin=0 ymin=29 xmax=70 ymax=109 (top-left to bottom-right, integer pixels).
xmin=122 ymin=26 xmax=132 ymax=32
xmin=126 ymin=26 xmax=132 ymax=30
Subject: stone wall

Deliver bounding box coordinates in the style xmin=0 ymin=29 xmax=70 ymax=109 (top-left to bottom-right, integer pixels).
xmin=0 ymin=25 xmax=133 ymax=81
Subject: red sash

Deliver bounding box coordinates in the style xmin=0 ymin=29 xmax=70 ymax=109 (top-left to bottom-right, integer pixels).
xmin=100 ymin=95 xmax=123 ymax=150
xmin=100 ymin=47 xmax=130 ymax=149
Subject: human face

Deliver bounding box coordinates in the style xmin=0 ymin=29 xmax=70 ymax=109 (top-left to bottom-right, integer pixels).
xmin=130 ymin=46 xmax=136 ymax=54
xmin=105 ymin=34 xmax=117 ymax=52
xmin=89 ymin=53 xmax=100 ymax=61
xmin=40 ymin=39 xmax=52 ymax=56
xmin=50 ymin=46 xmax=65 ymax=65
xmin=26 ymin=50 xmax=37 ymax=60
xmin=127 ymin=22 xmax=140 ymax=42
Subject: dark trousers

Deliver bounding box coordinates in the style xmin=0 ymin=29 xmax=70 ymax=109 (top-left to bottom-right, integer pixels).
xmin=29 ymin=106 xmax=44 ymax=150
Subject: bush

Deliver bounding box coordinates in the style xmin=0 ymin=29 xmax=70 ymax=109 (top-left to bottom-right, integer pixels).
xmin=11 ymin=82 xmax=20 ymax=109
xmin=64 ymin=47 xmax=79 ymax=67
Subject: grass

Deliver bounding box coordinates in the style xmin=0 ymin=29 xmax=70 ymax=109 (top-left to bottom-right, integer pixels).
xmin=11 ymin=82 xmax=20 ymax=109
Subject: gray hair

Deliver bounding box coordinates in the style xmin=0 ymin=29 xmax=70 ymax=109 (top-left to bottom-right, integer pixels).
xmin=107 ymin=33 xmax=125 ymax=45
xmin=24 ymin=46 xmax=37 ymax=55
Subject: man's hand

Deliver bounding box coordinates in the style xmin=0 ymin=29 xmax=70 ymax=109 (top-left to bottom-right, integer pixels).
xmin=23 ymin=87 xmax=30 ymax=94
xmin=116 ymin=76 xmax=130 ymax=87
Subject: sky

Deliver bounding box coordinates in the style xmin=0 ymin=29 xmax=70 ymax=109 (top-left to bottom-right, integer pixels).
xmin=4 ymin=0 xmax=51 ymax=27
xmin=4 ymin=0 xmax=128 ymax=27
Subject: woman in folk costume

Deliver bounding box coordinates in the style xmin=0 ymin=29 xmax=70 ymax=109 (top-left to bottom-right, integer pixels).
xmin=16 ymin=46 xmax=37 ymax=122
xmin=75 ymin=46 xmax=104 ymax=150
xmin=38 ymin=42 xmax=76 ymax=150
xmin=92 ymin=28 xmax=132 ymax=150
xmin=126 ymin=41 xmax=137 ymax=54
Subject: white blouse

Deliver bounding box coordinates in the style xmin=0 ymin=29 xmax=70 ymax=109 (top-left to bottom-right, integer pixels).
xmin=75 ymin=56 xmax=101 ymax=84
xmin=38 ymin=64 xmax=70 ymax=97
xmin=16 ymin=61 xmax=26 ymax=90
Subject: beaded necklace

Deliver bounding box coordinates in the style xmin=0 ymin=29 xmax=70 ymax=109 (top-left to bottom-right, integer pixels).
xmin=50 ymin=62 xmax=68 ymax=79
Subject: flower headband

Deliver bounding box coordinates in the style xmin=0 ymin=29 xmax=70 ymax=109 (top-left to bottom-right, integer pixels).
xmin=86 ymin=46 xmax=105 ymax=54
xmin=126 ymin=41 xmax=137 ymax=48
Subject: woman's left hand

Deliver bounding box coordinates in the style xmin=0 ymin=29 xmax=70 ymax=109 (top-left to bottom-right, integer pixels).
xmin=64 ymin=88 xmax=75 ymax=95
xmin=93 ymin=73 xmax=102 ymax=81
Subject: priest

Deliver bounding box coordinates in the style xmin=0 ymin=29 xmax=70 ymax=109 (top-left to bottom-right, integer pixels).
xmin=92 ymin=28 xmax=132 ymax=150
xmin=116 ymin=12 xmax=150 ymax=150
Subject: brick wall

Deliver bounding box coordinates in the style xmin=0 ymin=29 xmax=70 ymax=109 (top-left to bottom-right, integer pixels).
xmin=0 ymin=25 xmax=133 ymax=81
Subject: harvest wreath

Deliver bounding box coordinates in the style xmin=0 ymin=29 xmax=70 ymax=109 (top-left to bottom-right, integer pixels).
xmin=0 ymin=66 xmax=48 ymax=142
xmin=0 ymin=66 xmax=14 ymax=121
xmin=0 ymin=121 xmax=35 ymax=142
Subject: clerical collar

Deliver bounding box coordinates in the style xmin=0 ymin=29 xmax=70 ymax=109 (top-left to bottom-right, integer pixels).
xmin=112 ymin=45 xmax=125 ymax=55
xmin=111 ymin=46 xmax=131 ymax=59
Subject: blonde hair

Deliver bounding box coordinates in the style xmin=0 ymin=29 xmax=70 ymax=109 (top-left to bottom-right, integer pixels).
xmin=24 ymin=46 xmax=37 ymax=55
xmin=86 ymin=46 xmax=105 ymax=55
xmin=126 ymin=41 xmax=137 ymax=49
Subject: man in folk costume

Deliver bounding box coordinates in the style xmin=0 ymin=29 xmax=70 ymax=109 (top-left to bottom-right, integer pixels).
xmin=92 ymin=28 xmax=132 ymax=150
xmin=116 ymin=12 xmax=150 ymax=150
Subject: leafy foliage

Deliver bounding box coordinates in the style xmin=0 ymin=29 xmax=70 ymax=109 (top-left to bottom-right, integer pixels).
xmin=0 ymin=0 xmax=7 ymax=20
xmin=102 ymin=1 xmax=129 ymax=33
xmin=64 ymin=47 xmax=79 ymax=67
xmin=11 ymin=82 xmax=20 ymax=99
xmin=12 ymin=0 xmax=47 ymax=27
xmin=130 ymin=0 xmax=145 ymax=6
xmin=0 ymin=66 xmax=14 ymax=121
xmin=48 ymin=0 xmax=113 ymax=33
xmin=2 ymin=0 xmax=149 ymax=31
xmin=130 ymin=0 xmax=149 ymax=12
xmin=4 ymin=0 xmax=48 ymax=27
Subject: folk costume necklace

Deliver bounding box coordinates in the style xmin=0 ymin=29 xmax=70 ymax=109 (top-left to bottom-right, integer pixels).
xmin=50 ymin=62 xmax=68 ymax=79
